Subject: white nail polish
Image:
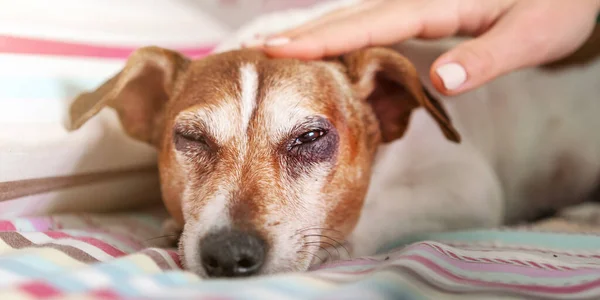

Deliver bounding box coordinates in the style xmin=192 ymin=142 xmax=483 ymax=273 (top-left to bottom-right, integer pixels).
xmin=241 ymin=37 xmax=265 ymax=48
xmin=435 ymin=63 xmax=467 ymax=90
xmin=264 ymin=37 xmax=291 ymax=47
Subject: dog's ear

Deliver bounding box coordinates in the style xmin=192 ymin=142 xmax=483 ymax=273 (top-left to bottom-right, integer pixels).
xmin=68 ymin=46 xmax=190 ymax=146
xmin=340 ymin=47 xmax=460 ymax=143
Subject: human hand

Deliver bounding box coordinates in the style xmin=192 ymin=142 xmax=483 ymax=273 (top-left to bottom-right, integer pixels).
xmin=245 ymin=0 xmax=600 ymax=95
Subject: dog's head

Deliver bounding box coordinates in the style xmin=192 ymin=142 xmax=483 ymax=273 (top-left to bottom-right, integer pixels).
xmin=69 ymin=46 xmax=460 ymax=278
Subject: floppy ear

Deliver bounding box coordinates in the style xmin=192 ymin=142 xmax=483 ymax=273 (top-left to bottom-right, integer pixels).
xmin=68 ymin=46 xmax=190 ymax=146
xmin=340 ymin=47 xmax=460 ymax=143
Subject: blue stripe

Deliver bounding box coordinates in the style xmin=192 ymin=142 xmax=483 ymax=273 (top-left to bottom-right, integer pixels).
xmin=0 ymin=258 xmax=61 ymax=278
xmin=381 ymin=229 xmax=600 ymax=253
xmin=46 ymin=276 xmax=88 ymax=293
xmin=94 ymin=263 xmax=142 ymax=297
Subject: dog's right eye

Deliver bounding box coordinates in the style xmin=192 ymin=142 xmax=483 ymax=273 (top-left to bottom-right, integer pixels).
xmin=173 ymin=131 xmax=209 ymax=152
xmin=292 ymin=129 xmax=328 ymax=146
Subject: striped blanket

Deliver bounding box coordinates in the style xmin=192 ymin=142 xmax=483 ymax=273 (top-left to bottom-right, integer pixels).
xmin=1 ymin=208 xmax=600 ymax=299
xmin=3 ymin=1 xmax=600 ymax=299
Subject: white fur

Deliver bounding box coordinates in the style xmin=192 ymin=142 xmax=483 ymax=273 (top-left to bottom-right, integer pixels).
xmin=178 ymin=62 xmax=337 ymax=274
xmin=239 ymin=64 xmax=258 ymax=133
xmin=261 ymin=78 xmax=318 ymax=141
xmin=176 ymin=103 xmax=239 ymax=145
xmin=217 ymin=1 xmax=600 ymax=260
xmin=182 ymin=187 xmax=231 ymax=275
xmin=350 ymin=38 xmax=600 ymax=255
xmin=265 ymin=164 xmax=331 ymax=273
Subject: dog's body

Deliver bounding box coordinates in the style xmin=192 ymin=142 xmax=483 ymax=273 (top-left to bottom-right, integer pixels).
xmin=67 ymin=6 xmax=600 ymax=277
xmin=351 ymin=38 xmax=600 ymax=257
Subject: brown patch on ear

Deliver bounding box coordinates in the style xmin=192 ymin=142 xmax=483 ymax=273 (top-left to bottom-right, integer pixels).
xmin=340 ymin=47 xmax=461 ymax=143
xmin=68 ymin=46 xmax=189 ymax=146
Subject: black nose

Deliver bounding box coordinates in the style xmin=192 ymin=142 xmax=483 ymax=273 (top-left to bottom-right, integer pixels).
xmin=200 ymin=229 xmax=266 ymax=277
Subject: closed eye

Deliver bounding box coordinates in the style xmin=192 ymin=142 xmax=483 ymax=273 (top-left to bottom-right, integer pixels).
xmin=173 ymin=128 xmax=211 ymax=152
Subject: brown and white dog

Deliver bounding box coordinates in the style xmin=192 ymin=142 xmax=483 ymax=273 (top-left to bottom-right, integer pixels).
xmin=67 ymin=21 xmax=600 ymax=278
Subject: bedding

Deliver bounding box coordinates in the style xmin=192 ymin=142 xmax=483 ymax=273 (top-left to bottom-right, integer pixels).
xmin=4 ymin=1 xmax=600 ymax=299
xmin=1 ymin=208 xmax=600 ymax=299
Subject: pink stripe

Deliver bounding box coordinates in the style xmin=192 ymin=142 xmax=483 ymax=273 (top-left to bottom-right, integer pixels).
xmin=78 ymin=216 xmax=146 ymax=251
xmin=528 ymin=261 xmax=543 ymax=268
xmin=20 ymin=281 xmax=62 ymax=298
xmin=167 ymin=249 xmax=183 ymax=269
xmin=28 ymin=218 xmax=54 ymax=231
xmin=44 ymin=231 xmax=126 ymax=257
xmin=404 ymin=254 xmax=600 ymax=295
xmin=0 ymin=35 xmax=215 ymax=59
xmin=415 ymin=245 xmax=600 ymax=278
xmin=90 ymin=288 xmax=120 ymax=299
xmin=69 ymin=228 xmax=145 ymax=251
xmin=0 ymin=221 xmax=16 ymax=231
xmin=509 ymin=259 xmax=528 ymax=267
xmin=329 ymin=255 xmax=600 ymax=294
xmin=462 ymin=256 xmax=478 ymax=262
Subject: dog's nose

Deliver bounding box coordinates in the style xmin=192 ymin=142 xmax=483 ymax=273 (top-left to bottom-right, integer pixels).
xmin=199 ymin=229 xmax=266 ymax=277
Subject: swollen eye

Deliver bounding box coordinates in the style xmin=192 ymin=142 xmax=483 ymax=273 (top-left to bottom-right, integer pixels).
xmin=294 ymin=129 xmax=327 ymax=145
xmin=173 ymin=130 xmax=209 ymax=152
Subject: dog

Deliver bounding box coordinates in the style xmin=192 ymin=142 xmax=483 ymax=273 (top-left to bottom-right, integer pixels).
xmin=67 ymin=23 xmax=600 ymax=278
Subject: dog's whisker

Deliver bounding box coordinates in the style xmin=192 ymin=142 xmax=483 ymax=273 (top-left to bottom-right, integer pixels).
xmin=304 ymin=240 xmax=340 ymax=259
xmin=302 ymin=243 xmax=332 ymax=262
xmin=297 ymin=250 xmax=323 ymax=264
xmin=295 ymin=226 xmax=343 ymax=234
xmin=303 ymin=234 xmax=350 ymax=258
xmin=144 ymin=234 xmax=180 ymax=242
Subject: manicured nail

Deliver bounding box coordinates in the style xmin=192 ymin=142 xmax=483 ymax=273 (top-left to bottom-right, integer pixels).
xmin=241 ymin=37 xmax=265 ymax=48
xmin=435 ymin=63 xmax=467 ymax=90
xmin=264 ymin=37 xmax=291 ymax=47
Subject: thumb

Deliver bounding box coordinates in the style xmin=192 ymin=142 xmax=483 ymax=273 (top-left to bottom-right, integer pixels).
xmin=430 ymin=5 xmax=555 ymax=95
xmin=430 ymin=0 xmax=599 ymax=95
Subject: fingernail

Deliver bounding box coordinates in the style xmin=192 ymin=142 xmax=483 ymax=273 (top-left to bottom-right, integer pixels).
xmin=435 ymin=63 xmax=467 ymax=90
xmin=264 ymin=37 xmax=291 ymax=47
xmin=241 ymin=37 xmax=265 ymax=48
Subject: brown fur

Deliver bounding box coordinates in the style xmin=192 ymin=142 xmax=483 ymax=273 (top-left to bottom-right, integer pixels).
xmin=68 ymin=46 xmax=459 ymax=275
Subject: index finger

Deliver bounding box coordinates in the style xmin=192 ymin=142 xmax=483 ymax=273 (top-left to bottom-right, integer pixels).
xmin=262 ymin=1 xmax=423 ymax=59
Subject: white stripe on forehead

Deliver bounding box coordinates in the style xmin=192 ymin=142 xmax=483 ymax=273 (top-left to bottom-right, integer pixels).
xmin=174 ymin=63 xmax=258 ymax=146
xmin=261 ymin=79 xmax=315 ymax=140
xmin=177 ymin=102 xmax=239 ymax=144
xmin=239 ymin=64 xmax=258 ymax=133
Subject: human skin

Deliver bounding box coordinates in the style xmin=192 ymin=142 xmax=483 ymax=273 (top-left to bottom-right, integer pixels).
xmin=245 ymin=0 xmax=600 ymax=96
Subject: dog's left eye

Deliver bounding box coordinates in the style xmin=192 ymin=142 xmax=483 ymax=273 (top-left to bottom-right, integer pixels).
xmin=293 ymin=129 xmax=327 ymax=146
xmin=174 ymin=131 xmax=210 ymax=152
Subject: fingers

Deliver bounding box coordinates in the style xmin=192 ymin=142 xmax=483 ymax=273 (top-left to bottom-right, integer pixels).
xmin=430 ymin=0 xmax=598 ymax=95
xmin=251 ymin=0 xmax=492 ymax=59
xmin=255 ymin=1 xmax=425 ymax=59
xmin=272 ymin=0 xmax=381 ymax=42
xmin=245 ymin=0 xmax=598 ymax=96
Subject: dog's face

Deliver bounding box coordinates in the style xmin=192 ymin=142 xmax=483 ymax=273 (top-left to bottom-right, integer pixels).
xmin=69 ymin=47 xmax=459 ymax=278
